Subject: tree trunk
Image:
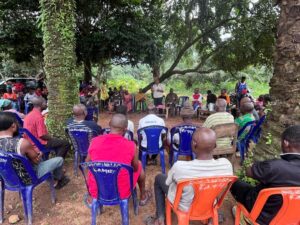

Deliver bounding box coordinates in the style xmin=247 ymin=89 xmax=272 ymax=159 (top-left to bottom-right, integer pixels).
xmin=84 ymin=58 xmax=92 ymax=83
xmin=40 ymin=0 xmax=78 ymax=136
xmin=254 ymin=0 xmax=300 ymax=161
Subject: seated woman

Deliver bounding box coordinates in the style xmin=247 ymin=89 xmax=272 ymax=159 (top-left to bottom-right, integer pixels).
xmin=123 ymin=90 xmax=133 ymax=112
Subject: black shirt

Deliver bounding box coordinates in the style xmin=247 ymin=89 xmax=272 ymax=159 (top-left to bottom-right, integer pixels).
xmin=250 ymin=153 xmax=300 ymax=225
xmin=207 ymin=93 xmax=217 ymax=104
xmin=66 ymin=118 xmax=102 ymax=137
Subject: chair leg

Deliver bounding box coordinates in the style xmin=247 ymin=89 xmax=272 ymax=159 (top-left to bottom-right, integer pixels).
xmin=0 ymin=181 xmax=4 ymax=223
xmin=169 ymin=149 xmax=173 ymax=167
xmin=21 ymin=186 xmax=33 ymax=225
xmin=48 ymin=177 xmax=56 ymax=204
xmin=91 ymin=200 xmax=98 ymax=225
xmin=120 ymin=199 xmax=129 ymax=225
xmin=132 ymin=188 xmax=138 ymax=216
xmin=235 ymin=206 xmax=241 ymax=225
xmin=160 ymin=150 xmax=166 ymax=174
xmin=173 ymin=152 xmax=178 ymax=165
xmin=74 ymin=151 xmax=78 ymax=176
xmin=166 ymin=201 xmax=172 ymax=225
xmin=141 ymin=152 xmax=147 ymax=172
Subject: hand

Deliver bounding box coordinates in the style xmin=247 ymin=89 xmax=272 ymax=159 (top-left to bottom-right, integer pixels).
xmin=36 ymin=151 xmax=43 ymax=162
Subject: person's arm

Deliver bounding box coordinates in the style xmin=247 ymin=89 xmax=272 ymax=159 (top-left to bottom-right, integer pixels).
xmin=247 ymin=161 xmax=273 ymax=184
xmin=131 ymin=146 xmax=139 ymax=172
xmin=20 ymin=138 xmax=43 ymax=164
xmin=85 ymin=154 xmax=91 ymax=162
xmin=36 ymin=117 xmax=50 ymax=141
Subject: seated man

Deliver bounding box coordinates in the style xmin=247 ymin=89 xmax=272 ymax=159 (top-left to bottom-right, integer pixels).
xmin=231 ymin=125 xmax=300 ymax=225
xmin=203 ymin=98 xmax=234 ymax=148
xmin=86 ymin=114 xmax=152 ymax=205
xmin=147 ymin=128 xmax=233 ymax=225
xmin=240 ymin=96 xmax=259 ymax=121
xmin=135 ymin=88 xmax=147 ymax=112
xmin=24 ymin=97 xmax=70 ymax=159
xmin=167 ymin=102 xmax=197 ymax=149
xmin=235 ymin=101 xmax=255 ymax=140
xmin=165 ymin=88 xmax=179 ymax=117
xmin=0 ymin=112 xmax=69 ymax=189
xmin=206 ymin=90 xmax=217 ymax=111
xmin=1 ymin=99 xmax=25 ymax=119
xmin=66 ymin=104 xmax=102 ymax=137
xmin=138 ymin=104 xmax=166 ymax=164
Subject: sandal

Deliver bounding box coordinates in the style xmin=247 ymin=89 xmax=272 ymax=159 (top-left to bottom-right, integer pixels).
xmin=139 ymin=190 xmax=152 ymax=206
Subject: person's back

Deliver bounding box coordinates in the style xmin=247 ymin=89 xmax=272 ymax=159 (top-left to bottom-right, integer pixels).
xmin=235 ymin=102 xmax=255 ymax=139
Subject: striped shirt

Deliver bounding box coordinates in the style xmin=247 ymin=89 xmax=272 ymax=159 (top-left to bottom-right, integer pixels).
xmin=203 ymin=112 xmax=234 ymax=147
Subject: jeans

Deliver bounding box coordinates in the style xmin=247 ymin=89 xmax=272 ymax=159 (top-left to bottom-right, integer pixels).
xmin=154 ymin=174 xmax=169 ymax=219
xmin=45 ymin=137 xmax=70 ymax=159
xmin=35 ymin=157 xmax=64 ymax=180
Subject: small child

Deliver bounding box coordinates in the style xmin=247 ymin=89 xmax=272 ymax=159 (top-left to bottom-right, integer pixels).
xmin=192 ymin=88 xmax=203 ymax=111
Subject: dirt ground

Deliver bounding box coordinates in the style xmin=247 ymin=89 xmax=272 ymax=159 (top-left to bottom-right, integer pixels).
xmin=1 ymin=112 xmax=238 ymax=225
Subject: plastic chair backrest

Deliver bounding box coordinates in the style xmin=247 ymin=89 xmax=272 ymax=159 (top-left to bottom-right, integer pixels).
xmin=178 ymin=96 xmax=189 ymax=107
xmin=212 ymin=123 xmax=238 ymax=148
xmin=13 ymin=113 xmax=23 ymax=127
xmin=170 ymin=125 xmax=197 ymax=153
xmin=0 ymin=150 xmax=38 ymax=188
xmin=173 ymin=176 xmax=237 ymax=219
xmin=137 ymin=125 xmax=168 ymax=154
xmin=68 ymin=128 xmax=92 ymax=156
xmin=237 ymin=120 xmax=256 ymax=140
xmin=19 ymin=128 xmax=45 ymax=152
xmin=102 ymin=128 xmax=134 ymax=141
xmin=80 ymin=161 xmax=133 ymax=205
xmin=249 ymin=187 xmax=300 ymax=225
xmin=86 ymin=107 xmax=98 ymax=121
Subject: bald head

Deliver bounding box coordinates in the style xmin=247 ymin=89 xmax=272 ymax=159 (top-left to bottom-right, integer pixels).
xmin=240 ymin=97 xmax=251 ymax=106
xmin=31 ymin=97 xmax=47 ymax=110
xmin=240 ymin=102 xmax=254 ymax=114
xmin=192 ymin=128 xmax=216 ymax=158
xmin=215 ymin=98 xmax=227 ymax=112
xmin=73 ymin=104 xmax=87 ymax=118
xmin=109 ymin=114 xmax=128 ymax=134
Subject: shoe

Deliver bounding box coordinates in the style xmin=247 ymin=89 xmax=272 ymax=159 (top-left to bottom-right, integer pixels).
xmin=55 ymin=176 xmax=70 ymax=189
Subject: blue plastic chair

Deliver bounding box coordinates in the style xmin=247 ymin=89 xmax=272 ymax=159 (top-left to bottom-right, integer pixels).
xmin=102 ymin=128 xmax=134 ymax=141
xmin=169 ymin=125 xmax=197 ymax=166
xmin=13 ymin=113 xmax=23 ymax=127
xmin=19 ymin=128 xmax=55 ymax=160
xmin=68 ymin=128 xmax=93 ymax=176
xmin=80 ymin=161 xmax=138 ymax=225
xmin=24 ymin=102 xmax=32 ymax=115
xmin=250 ymin=115 xmax=266 ymax=143
xmin=86 ymin=106 xmax=98 ymax=121
xmin=137 ymin=125 xmax=168 ymax=174
xmin=237 ymin=120 xmax=256 ymax=163
xmin=0 ymin=150 xmax=55 ymax=225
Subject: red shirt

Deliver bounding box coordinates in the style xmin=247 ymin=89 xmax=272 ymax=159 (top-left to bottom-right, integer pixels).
xmin=3 ymin=93 xmax=17 ymax=101
xmin=24 ymin=108 xmax=48 ymax=145
xmin=88 ymin=134 xmax=136 ymax=199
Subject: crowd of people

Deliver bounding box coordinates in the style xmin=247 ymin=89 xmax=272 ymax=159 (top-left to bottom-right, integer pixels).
xmin=1 ymin=75 xmax=299 ymax=225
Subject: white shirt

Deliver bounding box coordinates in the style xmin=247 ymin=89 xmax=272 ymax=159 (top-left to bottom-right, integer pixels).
xmin=152 ymin=83 xmax=165 ymax=98
xmin=127 ymin=120 xmax=134 ymax=133
xmin=166 ymin=158 xmax=233 ymax=211
xmin=24 ymin=93 xmax=38 ymax=103
xmin=138 ymin=114 xmax=166 ymax=148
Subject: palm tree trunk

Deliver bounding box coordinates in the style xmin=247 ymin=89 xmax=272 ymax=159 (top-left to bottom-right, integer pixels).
xmin=40 ymin=0 xmax=78 ymax=135
xmin=254 ymin=0 xmax=300 ymax=160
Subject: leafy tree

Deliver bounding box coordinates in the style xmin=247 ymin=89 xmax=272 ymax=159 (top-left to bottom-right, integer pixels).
xmin=142 ymin=0 xmax=278 ymax=91
xmin=254 ymin=0 xmax=300 ymax=160
xmin=40 ymin=0 xmax=78 ymax=135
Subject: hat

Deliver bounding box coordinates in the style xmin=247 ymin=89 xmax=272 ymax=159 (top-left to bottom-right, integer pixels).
xmin=0 ymin=99 xmax=12 ymax=109
xmin=180 ymin=101 xmax=195 ymax=117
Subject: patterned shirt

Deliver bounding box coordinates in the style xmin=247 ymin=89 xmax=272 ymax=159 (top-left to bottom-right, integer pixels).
xmin=235 ymin=113 xmax=255 ymax=139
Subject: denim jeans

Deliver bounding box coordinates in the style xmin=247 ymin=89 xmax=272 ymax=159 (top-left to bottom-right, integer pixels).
xmin=35 ymin=157 xmax=64 ymax=180
xmin=154 ymin=174 xmax=169 ymax=219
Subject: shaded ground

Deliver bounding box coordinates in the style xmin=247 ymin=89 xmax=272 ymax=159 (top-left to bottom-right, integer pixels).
xmin=2 ymin=112 xmax=238 ymax=225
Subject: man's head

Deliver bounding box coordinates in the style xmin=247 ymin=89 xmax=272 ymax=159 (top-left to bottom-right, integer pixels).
xmin=282 ymin=126 xmax=300 ymax=154
xmin=0 ymin=112 xmax=19 ymax=136
xmin=29 ymin=88 xmax=36 ymax=94
xmin=192 ymin=128 xmax=216 ymax=158
xmin=124 ymin=90 xmax=129 ymax=95
xmin=109 ymin=114 xmax=128 ymax=135
xmin=240 ymin=102 xmax=254 ymax=115
xmin=169 ymin=88 xmax=174 ymax=94
xmin=221 ymin=89 xmax=227 ymax=95
xmin=147 ymin=104 xmax=156 ymax=114
xmin=207 ymin=90 xmax=212 ymax=95
xmin=194 ymin=88 xmax=199 ymax=94
xmin=31 ymin=97 xmax=47 ymax=111
xmin=240 ymin=96 xmax=252 ymax=106
xmin=215 ymin=98 xmax=227 ymax=112
xmin=6 ymin=87 xmax=12 ymax=94
xmin=73 ymin=104 xmax=87 ymax=120
xmin=116 ymin=105 xmax=128 ymax=116
xmin=154 ymin=77 xmax=160 ymax=84
xmin=241 ymin=76 xmax=246 ymax=82
xmin=0 ymin=99 xmax=12 ymax=110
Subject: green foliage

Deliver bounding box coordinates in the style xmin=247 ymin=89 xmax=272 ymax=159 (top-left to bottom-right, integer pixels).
xmin=235 ymin=150 xmax=258 ymax=186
